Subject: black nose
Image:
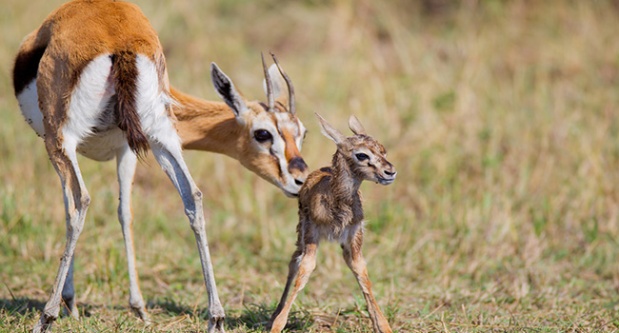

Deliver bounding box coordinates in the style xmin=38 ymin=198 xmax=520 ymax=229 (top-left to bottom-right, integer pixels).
xmin=294 ymin=178 xmax=304 ymax=186
xmin=385 ymin=169 xmax=396 ymax=177
xmin=288 ymin=157 xmax=308 ymax=172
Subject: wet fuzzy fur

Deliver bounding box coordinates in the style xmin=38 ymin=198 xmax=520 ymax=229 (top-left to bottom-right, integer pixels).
xmin=269 ymin=115 xmax=396 ymax=333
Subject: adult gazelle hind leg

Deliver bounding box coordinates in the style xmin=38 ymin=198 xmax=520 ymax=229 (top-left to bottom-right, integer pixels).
xmin=33 ymin=135 xmax=91 ymax=333
xmin=116 ymin=145 xmax=149 ymax=323
xmin=342 ymin=229 xmax=392 ymax=333
xmin=32 ymin=48 xmax=104 ymax=331
xmin=61 ymin=257 xmax=78 ymax=319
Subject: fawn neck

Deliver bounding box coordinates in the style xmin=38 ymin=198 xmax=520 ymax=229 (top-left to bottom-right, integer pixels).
xmin=330 ymin=151 xmax=363 ymax=204
xmin=171 ymin=88 xmax=243 ymax=159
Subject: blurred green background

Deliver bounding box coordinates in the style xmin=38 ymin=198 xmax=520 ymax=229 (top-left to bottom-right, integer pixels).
xmin=1 ymin=0 xmax=619 ymax=331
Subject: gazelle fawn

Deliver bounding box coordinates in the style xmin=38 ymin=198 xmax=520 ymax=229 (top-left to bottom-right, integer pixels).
xmin=269 ymin=114 xmax=397 ymax=333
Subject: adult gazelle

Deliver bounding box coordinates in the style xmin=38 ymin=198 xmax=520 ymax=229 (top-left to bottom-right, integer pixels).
xmin=12 ymin=1 xmax=308 ymax=332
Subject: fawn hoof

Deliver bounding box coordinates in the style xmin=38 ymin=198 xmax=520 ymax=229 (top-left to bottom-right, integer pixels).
xmin=268 ymin=317 xmax=287 ymax=333
xmin=380 ymin=327 xmax=393 ymax=333
xmin=375 ymin=322 xmax=393 ymax=333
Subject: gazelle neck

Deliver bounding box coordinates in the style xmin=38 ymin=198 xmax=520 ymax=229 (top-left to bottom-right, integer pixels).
xmin=331 ymin=151 xmax=362 ymax=203
xmin=171 ymin=87 xmax=243 ymax=159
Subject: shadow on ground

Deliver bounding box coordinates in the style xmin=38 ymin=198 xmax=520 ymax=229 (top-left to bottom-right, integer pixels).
xmin=0 ymin=296 xmax=101 ymax=318
xmin=152 ymin=299 xmax=314 ymax=331
xmin=0 ymin=297 xmax=315 ymax=332
xmin=0 ymin=297 xmax=46 ymax=316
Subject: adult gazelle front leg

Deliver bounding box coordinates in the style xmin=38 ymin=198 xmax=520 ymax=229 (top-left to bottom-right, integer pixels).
xmin=149 ymin=139 xmax=224 ymax=332
xmin=116 ymin=145 xmax=150 ymax=322
xmin=342 ymin=229 xmax=392 ymax=333
xmin=132 ymin=52 xmax=224 ymax=332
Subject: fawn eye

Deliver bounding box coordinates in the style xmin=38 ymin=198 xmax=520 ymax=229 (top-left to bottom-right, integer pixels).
xmin=355 ymin=153 xmax=369 ymax=161
xmin=254 ymin=129 xmax=273 ymax=143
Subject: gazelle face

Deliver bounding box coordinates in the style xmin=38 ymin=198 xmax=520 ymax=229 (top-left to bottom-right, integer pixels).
xmin=211 ymin=57 xmax=308 ymax=197
xmin=316 ymin=113 xmax=396 ymax=186
xmin=344 ymin=135 xmax=396 ymax=185
xmin=238 ymin=103 xmax=308 ymax=196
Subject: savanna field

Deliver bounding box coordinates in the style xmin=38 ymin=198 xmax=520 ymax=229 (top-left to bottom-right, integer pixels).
xmin=1 ymin=0 xmax=619 ymax=331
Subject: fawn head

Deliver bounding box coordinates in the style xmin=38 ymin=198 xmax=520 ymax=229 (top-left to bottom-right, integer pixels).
xmin=211 ymin=54 xmax=308 ymax=197
xmin=316 ymin=113 xmax=396 ymax=185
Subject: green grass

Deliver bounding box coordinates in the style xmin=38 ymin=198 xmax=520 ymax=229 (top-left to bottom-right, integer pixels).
xmin=2 ymin=0 xmax=619 ymax=332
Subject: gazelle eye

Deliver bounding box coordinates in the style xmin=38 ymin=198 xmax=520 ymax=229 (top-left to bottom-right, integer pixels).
xmin=355 ymin=153 xmax=369 ymax=161
xmin=254 ymin=129 xmax=273 ymax=143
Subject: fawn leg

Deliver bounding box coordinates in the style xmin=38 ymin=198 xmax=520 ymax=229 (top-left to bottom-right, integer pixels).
xmin=269 ymin=242 xmax=317 ymax=333
xmin=342 ymin=229 xmax=392 ymax=333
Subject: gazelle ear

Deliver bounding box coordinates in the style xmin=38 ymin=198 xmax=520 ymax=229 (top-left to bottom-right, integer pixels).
xmin=316 ymin=113 xmax=345 ymax=145
xmin=211 ymin=62 xmax=248 ymax=117
xmin=264 ymin=64 xmax=287 ymax=104
xmin=348 ymin=115 xmax=367 ymax=135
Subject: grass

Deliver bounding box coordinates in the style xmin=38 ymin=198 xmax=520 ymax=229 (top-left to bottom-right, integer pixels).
xmin=2 ymin=0 xmax=619 ymax=332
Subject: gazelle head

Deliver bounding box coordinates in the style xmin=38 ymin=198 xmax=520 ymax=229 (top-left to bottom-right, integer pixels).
xmin=316 ymin=113 xmax=396 ymax=185
xmin=210 ymin=54 xmax=308 ymax=197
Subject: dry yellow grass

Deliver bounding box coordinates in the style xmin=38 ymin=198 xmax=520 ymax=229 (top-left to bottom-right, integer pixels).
xmin=1 ymin=0 xmax=619 ymax=332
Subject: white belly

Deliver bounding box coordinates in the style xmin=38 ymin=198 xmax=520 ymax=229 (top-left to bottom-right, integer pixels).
xmin=76 ymin=128 xmax=127 ymax=161
xmin=16 ymin=55 xmax=131 ymax=162
xmin=18 ymin=91 xmax=127 ymax=161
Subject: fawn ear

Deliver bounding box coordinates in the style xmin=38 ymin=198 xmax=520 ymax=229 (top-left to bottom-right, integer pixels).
xmin=211 ymin=62 xmax=248 ymax=118
xmin=316 ymin=113 xmax=345 ymax=145
xmin=348 ymin=115 xmax=367 ymax=135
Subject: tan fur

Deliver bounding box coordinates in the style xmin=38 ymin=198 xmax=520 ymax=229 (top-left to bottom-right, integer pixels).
xmin=172 ymin=88 xmax=241 ymax=155
xmin=269 ymin=115 xmax=397 ymax=333
xmin=172 ymin=87 xmax=306 ymax=188
xmin=16 ymin=1 xmax=307 ymax=189
xmin=16 ymin=0 xmax=165 ymax=155
xmin=13 ymin=1 xmax=307 ymax=332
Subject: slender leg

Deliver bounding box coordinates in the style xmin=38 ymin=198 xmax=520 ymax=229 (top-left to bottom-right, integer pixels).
xmin=116 ymin=145 xmax=150 ymax=322
xmin=33 ymin=137 xmax=90 ymax=333
xmin=269 ymin=240 xmax=318 ymax=333
xmin=133 ymin=55 xmax=223 ymax=331
xmin=150 ymin=142 xmax=224 ymax=332
xmin=269 ymin=248 xmax=302 ymax=327
xmin=61 ymin=258 xmax=78 ymax=319
xmin=342 ymin=229 xmax=392 ymax=333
